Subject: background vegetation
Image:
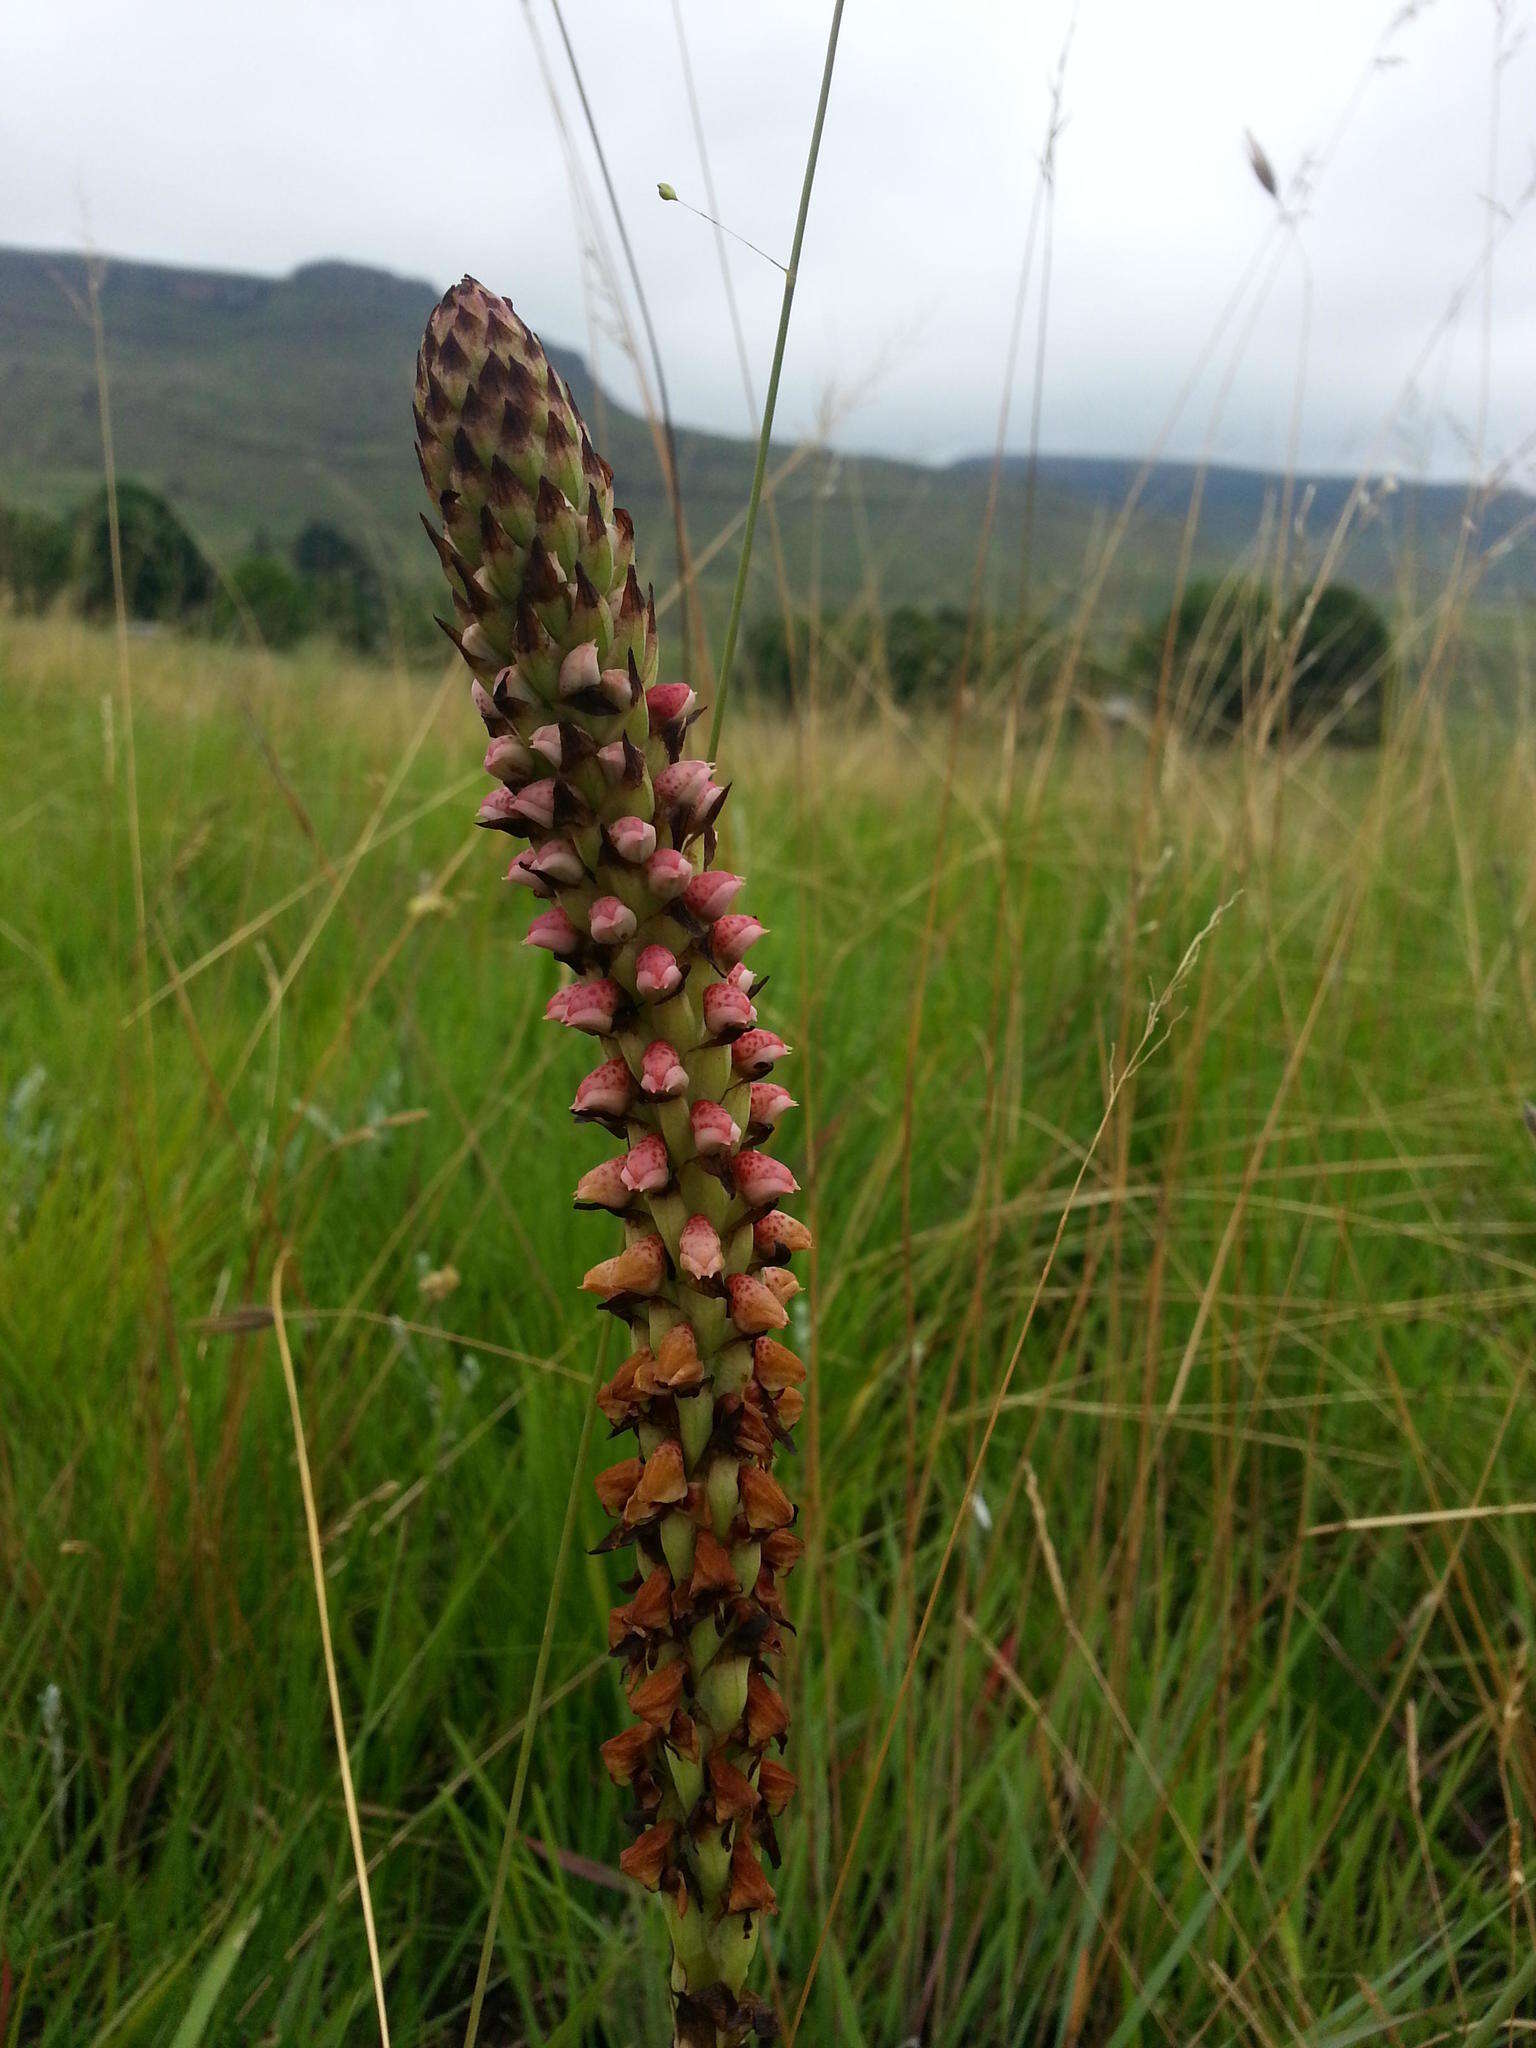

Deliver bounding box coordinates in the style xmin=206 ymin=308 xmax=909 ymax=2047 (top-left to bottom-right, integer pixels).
xmin=3 ymin=555 xmax=1535 ymax=2044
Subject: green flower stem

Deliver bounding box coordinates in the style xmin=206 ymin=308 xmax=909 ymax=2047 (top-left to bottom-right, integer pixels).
xmin=707 ymin=0 xmax=847 ymax=763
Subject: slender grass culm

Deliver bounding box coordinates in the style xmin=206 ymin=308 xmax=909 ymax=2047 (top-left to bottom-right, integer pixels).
xmin=415 ymin=281 xmax=806 ymax=2047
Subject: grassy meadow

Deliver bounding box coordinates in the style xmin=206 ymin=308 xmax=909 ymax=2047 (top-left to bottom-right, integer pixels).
xmin=3 ymin=597 xmax=1536 ymax=2046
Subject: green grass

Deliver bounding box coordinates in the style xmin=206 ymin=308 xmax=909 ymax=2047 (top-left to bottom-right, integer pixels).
xmin=3 ymin=609 xmax=1536 ymax=2045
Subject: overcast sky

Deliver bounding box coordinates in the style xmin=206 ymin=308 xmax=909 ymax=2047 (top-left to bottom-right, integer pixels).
xmin=5 ymin=0 xmax=1534 ymax=481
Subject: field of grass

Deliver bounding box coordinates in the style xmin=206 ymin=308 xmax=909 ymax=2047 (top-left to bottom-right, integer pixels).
xmin=4 ymin=605 xmax=1536 ymax=2045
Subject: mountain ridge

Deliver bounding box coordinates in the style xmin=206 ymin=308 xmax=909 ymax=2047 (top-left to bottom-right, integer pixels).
xmin=2 ymin=246 xmax=1527 ymax=620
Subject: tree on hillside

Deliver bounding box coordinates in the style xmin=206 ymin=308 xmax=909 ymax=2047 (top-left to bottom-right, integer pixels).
xmin=291 ymin=522 xmax=385 ymax=650
xmin=1284 ymin=582 xmax=1392 ymax=743
xmin=72 ymin=481 xmax=214 ymax=623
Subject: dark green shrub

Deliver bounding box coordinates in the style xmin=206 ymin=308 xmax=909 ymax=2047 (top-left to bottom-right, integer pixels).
xmin=291 ymin=522 xmax=384 ymax=650
xmin=214 ymin=553 xmax=315 ymax=648
xmin=0 ymin=503 xmax=72 ymax=610
xmin=1130 ymin=576 xmax=1392 ymax=743
xmin=1285 ymin=582 xmax=1391 ymax=743
xmin=1129 ymin=575 xmax=1276 ymax=732
xmin=71 ymin=481 xmax=214 ymax=623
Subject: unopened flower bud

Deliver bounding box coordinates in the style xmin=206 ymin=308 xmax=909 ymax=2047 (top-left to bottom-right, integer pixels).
xmin=621 ymin=1134 xmax=671 ymax=1194
xmin=646 ymin=681 xmax=696 ymax=729
xmin=573 ymin=1058 xmax=633 ymax=1120
xmin=589 ymin=895 xmax=637 ymax=945
xmin=712 ymin=915 xmax=766 ymax=966
xmin=646 ymin=848 xmax=693 ymax=901
xmin=732 ymin=1029 xmax=790 ymax=1078
xmin=654 ymin=757 xmax=712 ymax=809
xmin=582 ymin=1234 xmax=668 ymax=1298
xmin=685 ymin=870 xmax=743 ymax=921
xmin=525 ymin=906 xmax=580 ymax=957
xmin=732 ymin=1151 xmax=799 ymax=1207
xmin=641 ymin=1040 xmax=689 ymax=1098
xmin=679 ymin=1214 xmax=724 ymax=1282
xmin=690 ymin=1100 xmax=741 ymax=1155
xmin=609 ymin=816 xmax=657 ymax=864
xmin=702 ymin=983 xmax=756 ymax=1039
xmin=560 ymin=978 xmax=624 ymax=1034
xmin=557 ymin=640 xmax=602 ymax=700
xmin=635 ymin=944 xmax=683 ymax=1001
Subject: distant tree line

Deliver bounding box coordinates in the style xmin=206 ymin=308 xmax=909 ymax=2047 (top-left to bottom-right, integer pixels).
xmin=744 ymin=604 xmax=1049 ymax=704
xmin=742 ymin=578 xmax=1393 ymax=744
xmin=0 ymin=482 xmax=390 ymax=652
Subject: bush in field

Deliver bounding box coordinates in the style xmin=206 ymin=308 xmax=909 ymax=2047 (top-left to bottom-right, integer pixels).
xmin=1286 ymin=581 xmax=1392 ymax=743
xmin=291 ymin=520 xmax=385 ymax=650
xmin=0 ymin=503 xmax=72 ymax=611
xmin=1132 ymin=575 xmax=1390 ymax=741
xmin=214 ymin=551 xmax=316 ymax=648
xmin=1129 ymin=575 xmax=1274 ymax=731
xmin=71 ymin=480 xmax=215 ymax=624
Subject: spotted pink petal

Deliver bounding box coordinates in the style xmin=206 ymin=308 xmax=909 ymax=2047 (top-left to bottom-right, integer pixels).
xmin=528 ymin=839 xmax=585 ymax=886
xmin=508 ymin=779 xmax=558 ymax=831
xmin=654 ymin=758 xmax=712 ymax=809
xmin=635 ymin=944 xmax=683 ymax=1002
xmin=641 ymin=1041 xmax=689 ymax=1098
xmin=504 ymin=849 xmax=544 ymax=891
xmin=726 ymin=962 xmax=756 ymax=992
xmin=621 ymin=1134 xmax=672 ymax=1194
xmin=583 ymin=1235 xmax=668 ymax=1299
xmin=711 ymin=915 xmax=766 ymax=966
xmin=525 ymin=907 xmax=581 ymax=957
xmin=702 ymin=983 xmax=756 ymax=1039
xmin=589 ymin=896 xmax=638 ymax=945
xmin=484 ymin=734 xmax=533 ymax=782
xmin=646 ymin=682 xmax=696 ymax=730
xmin=573 ymin=1058 xmax=634 ymax=1120
xmin=731 ymin=1150 xmax=799 ymax=1206
xmin=563 ymin=978 xmax=624 ymax=1034
xmin=731 ymin=1029 xmax=790 ymax=1078
xmin=689 ymin=1100 xmax=741 ymax=1155
xmin=609 ymin=816 xmax=658 ymax=865
xmin=726 ymin=1272 xmax=789 ymax=1334
xmin=678 ymin=1214 xmax=723 ymax=1282
xmin=749 ymin=1082 xmax=797 ymax=1130
xmin=684 ymin=870 xmax=743 ymax=921
xmin=754 ymin=1209 xmax=813 ymax=1259
xmin=646 ymin=848 xmax=694 ymax=902
xmin=476 ymin=786 xmax=520 ymax=829
xmin=573 ymin=1157 xmax=632 ymax=1211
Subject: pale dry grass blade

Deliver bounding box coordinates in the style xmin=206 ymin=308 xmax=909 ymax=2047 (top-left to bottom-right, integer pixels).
xmin=269 ymin=1250 xmax=392 ymax=2048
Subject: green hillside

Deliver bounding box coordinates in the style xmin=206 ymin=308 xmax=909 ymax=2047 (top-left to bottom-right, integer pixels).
xmin=1 ymin=246 xmax=1529 ymax=632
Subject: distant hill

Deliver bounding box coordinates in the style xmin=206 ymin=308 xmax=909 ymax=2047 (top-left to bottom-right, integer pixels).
xmin=1 ymin=247 xmax=1529 ymax=635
